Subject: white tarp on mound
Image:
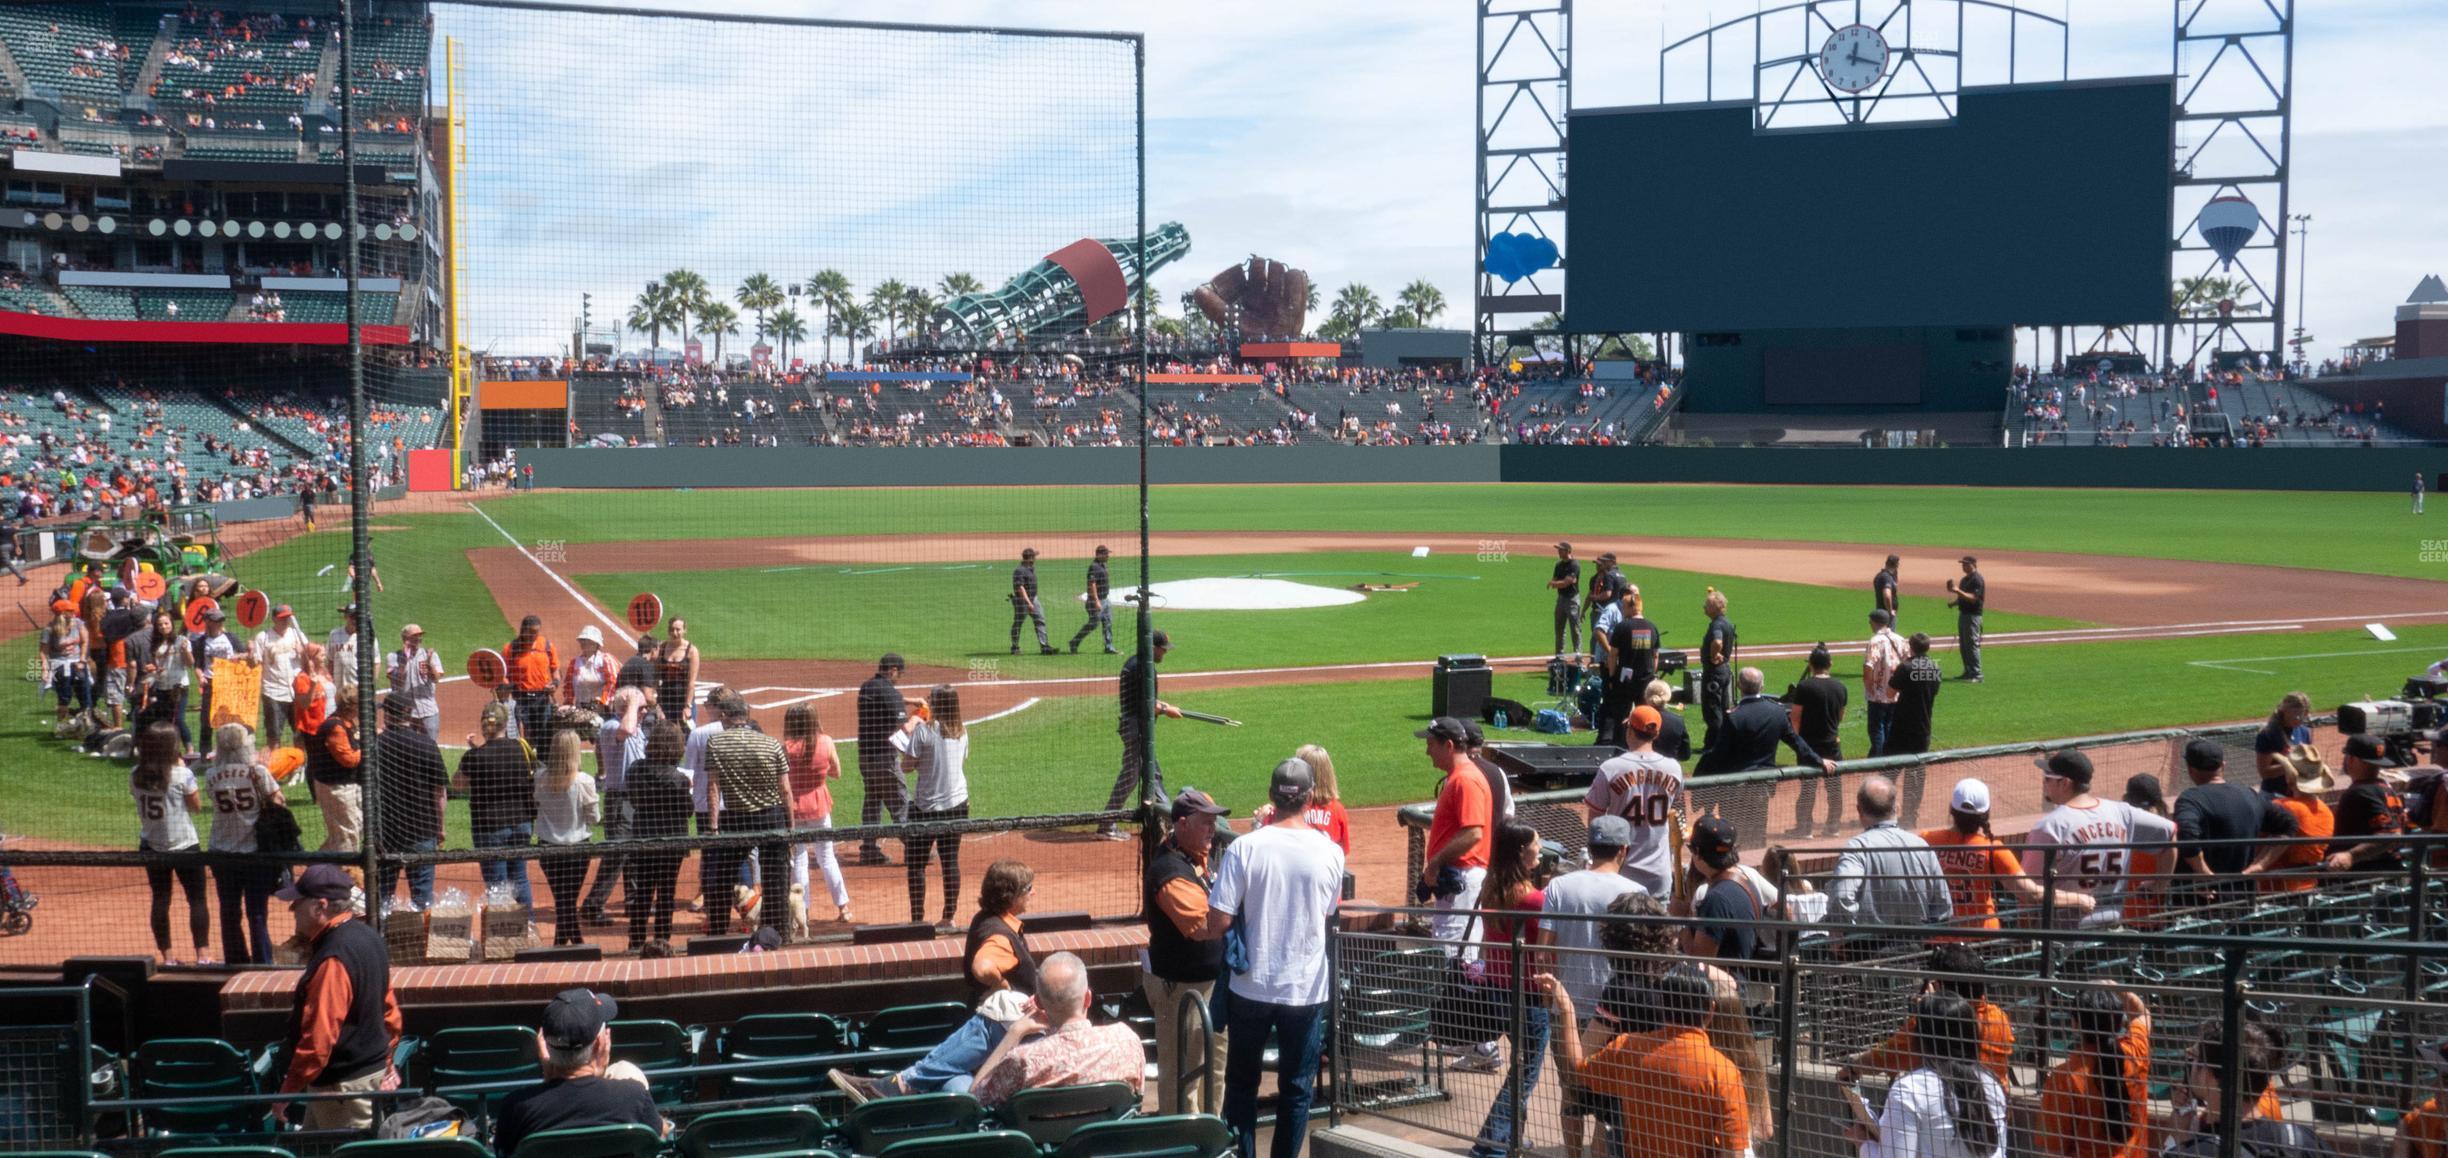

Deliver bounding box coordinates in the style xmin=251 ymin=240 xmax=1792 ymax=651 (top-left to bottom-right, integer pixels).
xmin=1089 ymin=576 xmax=1365 ymax=611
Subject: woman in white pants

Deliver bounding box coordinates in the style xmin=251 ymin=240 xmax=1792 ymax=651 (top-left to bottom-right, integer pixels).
xmin=783 ymin=704 xmax=853 ymax=925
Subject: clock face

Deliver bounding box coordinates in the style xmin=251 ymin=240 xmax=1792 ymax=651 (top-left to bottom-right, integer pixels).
xmin=1818 ymin=24 xmax=1890 ymax=94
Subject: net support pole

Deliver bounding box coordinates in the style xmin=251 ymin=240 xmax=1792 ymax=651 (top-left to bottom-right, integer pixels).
xmin=1131 ymin=35 xmax=1153 ymax=828
xmin=341 ymin=0 xmax=381 ymax=901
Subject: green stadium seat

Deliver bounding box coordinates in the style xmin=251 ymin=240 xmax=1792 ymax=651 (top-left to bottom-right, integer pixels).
xmin=131 ymin=1037 xmax=274 ymax=1136
xmin=714 ymin=1012 xmax=853 ymax=1098
xmin=508 ymin=1123 xmax=663 ymax=1158
xmin=335 ymin=1138 xmax=495 ymax=1158
xmin=839 ymin=1092 xmax=985 ymax=1156
xmin=875 ymin=1131 xmax=1040 ymax=1158
xmin=609 ymin=1018 xmax=700 ymax=1106
xmin=158 ymin=1148 xmax=297 ymax=1158
xmin=859 ymin=1004 xmax=971 ymax=1053
xmin=1050 ymin=1115 xmax=1233 ymax=1158
xmin=673 ymin=1105 xmax=831 ymax=1158
xmin=996 ymin=1082 xmax=1138 ymax=1148
xmin=418 ymin=1026 xmax=543 ymax=1118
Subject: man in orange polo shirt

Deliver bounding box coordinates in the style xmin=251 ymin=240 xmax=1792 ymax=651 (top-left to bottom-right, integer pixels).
xmin=1416 ymin=716 xmax=1493 ymax=948
xmin=1542 ymin=963 xmax=1748 ymax=1158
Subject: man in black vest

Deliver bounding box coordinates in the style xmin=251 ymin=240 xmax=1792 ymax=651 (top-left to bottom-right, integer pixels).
xmin=272 ymin=864 xmax=401 ymax=1132
xmin=1145 ymin=788 xmax=1232 ymax=1114
xmin=1100 ymin=631 xmax=1180 ymax=839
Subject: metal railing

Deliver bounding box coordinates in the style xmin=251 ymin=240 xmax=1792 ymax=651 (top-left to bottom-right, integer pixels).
xmin=1328 ymin=885 xmax=2448 ymax=1158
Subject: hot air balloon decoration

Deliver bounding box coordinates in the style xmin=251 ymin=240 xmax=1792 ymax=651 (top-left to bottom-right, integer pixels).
xmin=2196 ymin=196 xmax=2259 ymax=270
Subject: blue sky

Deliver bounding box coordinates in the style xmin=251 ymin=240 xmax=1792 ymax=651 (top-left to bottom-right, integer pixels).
xmin=439 ymin=1 xmax=2446 ymax=362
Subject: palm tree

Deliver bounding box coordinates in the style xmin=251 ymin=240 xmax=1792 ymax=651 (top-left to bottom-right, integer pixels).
xmin=662 ymin=269 xmax=709 ymax=344
xmin=735 ymin=273 xmax=783 ymax=345
xmin=1332 ymin=283 xmax=1382 ymax=331
xmin=806 ymin=268 xmax=852 ymax=366
xmin=627 ymin=282 xmax=679 ymax=350
xmin=698 ymin=301 xmax=740 ymax=363
xmin=832 ymin=302 xmax=874 ymax=360
xmin=1381 ymin=308 xmax=1420 ymax=329
xmin=1397 ymin=279 xmax=1446 ymax=327
xmin=938 ymin=272 xmax=984 ymax=299
xmin=899 ymin=286 xmax=939 ymax=345
xmin=769 ymin=307 xmax=807 ymax=366
xmin=867 ymin=279 xmax=909 ymax=347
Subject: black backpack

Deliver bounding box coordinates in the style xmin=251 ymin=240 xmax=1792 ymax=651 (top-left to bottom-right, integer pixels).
xmin=254 ymin=805 xmax=303 ymax=855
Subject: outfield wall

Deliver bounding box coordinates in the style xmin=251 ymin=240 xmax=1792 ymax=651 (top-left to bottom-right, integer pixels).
xmin=524 ymin=445 xmax=2438 ymax=492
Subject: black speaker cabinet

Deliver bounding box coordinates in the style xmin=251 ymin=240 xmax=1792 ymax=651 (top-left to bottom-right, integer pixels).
xmin=514 ymin=944 xmax=604 ymax=963
xmin=852 ymin=921 xmax=939 ymax=946
xmin=687 ymin=933 xmax=752 ymax=956
xmin=1433 ymin=654 xmax=1492 ymax=719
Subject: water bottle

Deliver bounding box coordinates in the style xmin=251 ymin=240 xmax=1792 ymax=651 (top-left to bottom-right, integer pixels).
xmin=1492 ymin=709 xmax=1508 ymax=730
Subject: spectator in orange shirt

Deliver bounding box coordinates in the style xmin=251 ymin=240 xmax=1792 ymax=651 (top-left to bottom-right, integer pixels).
xmin=305 ymin=686 xmax=364 ymax=852
xmin=1541 ymin=962 xmax=1749 ymax=1158
xmin=1925 ymin=778 xmax=2094 ymax=930
xmin=271 ymin=864 xmax=402 ymax=1132
xmin=2395 ymin=1040 xmax=2448 ymax=1158
xmin=1251 ymin=744 xmax=1351 ymax=854
xmin=1417 ymin=716 xmax=1494 ymax=948
xmin=290 ymin=643 xmax=333 ymax=737
xmin=2257 ymin=763 xmax=2334 ymax=892
xmin=1839 ymin=943 xmax=2016 ymax=1089
xmin=2036 ymin=987 xmax=2151 ymax=1158
xmin=505 ymin=614 xmax=559 ymax=742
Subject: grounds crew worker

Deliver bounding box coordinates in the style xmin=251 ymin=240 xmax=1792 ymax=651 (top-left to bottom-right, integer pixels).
xmin=1946 ymin=556 xmax=1984 ymax=682
xmin=1101 ymin=630 xmax=1179 ymax=839
xmin=1143 ymin=787 xmax=1233 ymax=1114
xmin=1010 ymin=548 xmax=1052 ymax=655
xmin=1548 ymin=541 xmax=1581 ymax=658
xmin=273 ymin=864 xmax=402 ymax=1132
xmin=1069 ymin=545 xmax=1117 ymax=654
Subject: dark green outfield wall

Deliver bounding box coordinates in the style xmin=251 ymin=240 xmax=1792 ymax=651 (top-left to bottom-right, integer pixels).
xmin=526 ymin=445 xmax=2438 ymax=493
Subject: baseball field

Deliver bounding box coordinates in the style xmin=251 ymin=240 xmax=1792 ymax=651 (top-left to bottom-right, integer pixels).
xmin=7 ymin=481 xmax=2445 ymax=851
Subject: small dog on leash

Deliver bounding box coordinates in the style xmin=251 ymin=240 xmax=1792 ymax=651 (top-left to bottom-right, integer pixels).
xmin=732 ymin=882 xmax=810 ymax=941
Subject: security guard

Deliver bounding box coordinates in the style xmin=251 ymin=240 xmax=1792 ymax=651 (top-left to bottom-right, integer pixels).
xmin=1010 ymin=548 xmax=1053 ymax=656
xmin=1069 ymin=545 xmax=1117 ymax=655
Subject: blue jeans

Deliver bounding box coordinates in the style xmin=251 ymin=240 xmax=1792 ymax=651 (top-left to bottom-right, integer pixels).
xmin=1865 ymin=700 xmax=1895 ymax=757
xmin=378 ymin=837 xmax=439 ymax=910
xmin=1469 ymin=1001 xmax=1549 ymax=1158
xmin=477 ymin=823 xmax=534 ymax=906
xmin=897 ymin=1012 xmax=1007 ymax=1094
xmin=1223 ymin=992 xmax=1326 ymax=1158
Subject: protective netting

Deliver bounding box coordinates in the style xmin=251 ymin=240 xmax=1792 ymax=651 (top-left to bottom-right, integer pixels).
xmin=0 ymin=1 xmax=1151 ymax=964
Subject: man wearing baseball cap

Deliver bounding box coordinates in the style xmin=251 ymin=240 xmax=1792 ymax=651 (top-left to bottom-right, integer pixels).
xmin=2019 ymin=749 xmax=2176 ymax=925
xmin=271 ymin=864 xmax=400 ymax=1132
xmin=1583 ymin=553 xmax=1627 ymax=668
xmin=855 ymin=654 xmax=910 ymax=864
xmin=2171 ymin=739 xmax=2296 ymax=900
xmin=1682 ymin=816 xmax=1765 ymax=961
xmin=1548 ymin=541 xmax=1581 ymax=659
xmin=2327 ymin=735 xmax=2411 ymax=873
xmin=1210 ymin=758 xmax=1343 ymax=1158
xmin=193 ymin=606 xmax=236 ymax=757
xmin=1010 ymin=547 xmax=1052 ymax=656
xmin=1144 ymin=787 xmax=1233 ymax=1114
xmin=492 ymin=989 xmax=663 ymax=1157
xmin=1584 ymin=705 xmax=1684 ymax=895
xmin=1069 ymin=545 xmax=1119 ymax=655
xmin=1417 ymin=716 xmax=1494 ymax=945
xmin=1101 ymin=630 xmax=1180 ymax=839
xmin=385 ymin=623 xmax=445 ymax=738
xmin=252 ymin=602 xmax=308 ymax=747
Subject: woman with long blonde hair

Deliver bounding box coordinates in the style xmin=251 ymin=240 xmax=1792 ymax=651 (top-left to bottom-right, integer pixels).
xmin=532 ymin=728 xmax=600 ymax=946
xmin=1253 ymin=744 xmax=1351 ymax=853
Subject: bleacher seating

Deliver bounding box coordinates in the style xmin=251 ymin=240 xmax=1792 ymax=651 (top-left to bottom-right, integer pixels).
xmin=61 ymin=286 xmax=137 ymax=320
xmin=152 ymin=14 xmax=327 ymax=137
xmin=351 ymin=15 xmax=432 ymax=114
xmin=0 ymin=4 xmax=140 ymax=113
xmin=281 ymin=290 xmax=398 ymax=324
xmin=137 ymin=288 xmax=235 ymax=321
xmin=0 ymin=283 xmax=73 ymax=316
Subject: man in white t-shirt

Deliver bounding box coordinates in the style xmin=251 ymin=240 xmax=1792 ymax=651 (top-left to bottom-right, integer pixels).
xmin=2019 ymin=749 xmax=2177 ymax=926
xmin=1541 ymin=814 xmax=1645 ymax=1158
xmin=680 ymin=686 xmax=730 ymax=913
xmin=252 ymin=605 xmax=307 ymax=747
xmin=385 ymin=624 xmax=445 ymax=738
xmin=1582 ymin=705 xmax=1685 ymax=896
xmin=327 ymin=605 xmax=359 ymax=695
xmin=1209 ymin=758 xmax=1343 ymax=1158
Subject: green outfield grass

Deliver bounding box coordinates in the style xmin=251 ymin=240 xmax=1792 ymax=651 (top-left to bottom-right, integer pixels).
xmin=12 ymin=620 xmax=2442 ymax=844
xmin=566 ymin=549 xmax=2073 ymax=672
xmin=471 ymin=484 xmax=2446 ymax=580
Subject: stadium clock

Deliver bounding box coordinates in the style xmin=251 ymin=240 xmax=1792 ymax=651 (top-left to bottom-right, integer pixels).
xmin=1817 ymin=24 xmax=1889 ymax=95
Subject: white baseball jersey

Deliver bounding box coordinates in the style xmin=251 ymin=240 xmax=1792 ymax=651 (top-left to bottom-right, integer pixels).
xmin=2018 ymin=800 xmax=2177 ymax=919
xmin=1582 ymin=749 xmax=1686 ymax=896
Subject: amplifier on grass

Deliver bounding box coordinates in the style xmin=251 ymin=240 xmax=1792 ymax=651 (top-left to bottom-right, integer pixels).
xmin=1434 ymin=654 xmax=1492 ymax=720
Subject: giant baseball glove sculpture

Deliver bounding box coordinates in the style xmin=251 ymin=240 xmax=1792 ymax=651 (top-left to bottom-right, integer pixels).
xmin=1190 ymin=256 xmax=1311 ymax=338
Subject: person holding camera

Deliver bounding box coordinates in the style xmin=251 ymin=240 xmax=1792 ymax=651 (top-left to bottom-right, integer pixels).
xmin=1418 ymin=716 xmax=1494 ymax=946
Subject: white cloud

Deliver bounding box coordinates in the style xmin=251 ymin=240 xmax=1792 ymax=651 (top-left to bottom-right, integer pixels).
xmin=446 ymin=0 xmax=2442 ymax=362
